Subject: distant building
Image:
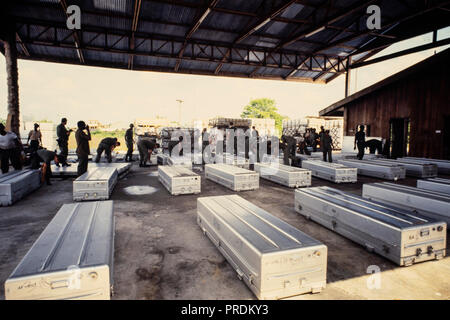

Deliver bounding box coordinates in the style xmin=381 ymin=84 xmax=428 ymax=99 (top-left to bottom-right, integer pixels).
xmin=134 ymin=118 xmax=173 ymax=136
xmin=86 ymin=120 xmax=102 ymax=130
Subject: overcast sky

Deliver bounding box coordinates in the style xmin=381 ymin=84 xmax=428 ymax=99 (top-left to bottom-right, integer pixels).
xmin=1 ymin=28 xmax=449 ymax=128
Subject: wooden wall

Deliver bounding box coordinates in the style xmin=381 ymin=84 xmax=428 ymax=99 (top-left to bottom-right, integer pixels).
xmin=344 ymin=51 xmax=450 ymax=159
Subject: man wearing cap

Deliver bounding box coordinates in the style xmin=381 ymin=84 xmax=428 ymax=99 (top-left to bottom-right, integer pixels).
xmin=125 ymin=123 xmax=134 ymax=162
xmin=75 ymin=121 xmax=91 ymax=176
xmin=56 ymin=117 xmax=73 ymax=167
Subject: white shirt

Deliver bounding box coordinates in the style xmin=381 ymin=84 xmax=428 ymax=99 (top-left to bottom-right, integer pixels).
xmin=0 ymin=132 xmax=18 ymax=149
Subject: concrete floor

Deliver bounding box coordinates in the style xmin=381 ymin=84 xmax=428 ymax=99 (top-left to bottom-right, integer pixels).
xmin=0 ymin=164 xmax=449 ymax=300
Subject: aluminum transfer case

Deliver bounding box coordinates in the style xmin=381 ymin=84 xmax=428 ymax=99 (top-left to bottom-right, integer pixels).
xmin=157 ymin=154 xmax=169 ymax=165
xmin=337 ymin=159 xmax=406 ymax=181
xmin=254 ymin=163 xmax=312 ymax=188
xmin=401 ymin=157 xmax=450 ymax=175
xmin=73 ymin=167 xmax=118 ymax=201
xmin=5 ymin=201 xmax=115 ymax=300
xmin=0 ymin=169 xmax=41 ymax=206
xmin=370 ymin=159 xmax=438 ymax=178
xmin=295 ymin=187 xmax=446 ymax=266
xmin=205 ymin=164 xmax=259 ymax=191
xmin=167 ymin=156 xmax=193 ymax=169
xmin=223 ymin=154 xmax=250 ymax=170
xmin=158 ymin=165 xmax=201 ymax=195
xmin=301 ymin=160 xmax=357 ymax=183
xmin=51 ymin=162 xmax=131 ymax=178
xmin=197 ymin=195 xmax=327 ymax=300
xmin=417 ymin=178 xmax=450 ymax=195
xmin=362 ymin=182 xmax=450 ymax=226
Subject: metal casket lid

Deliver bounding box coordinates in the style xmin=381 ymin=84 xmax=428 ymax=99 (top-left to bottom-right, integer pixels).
xmin=0 ymin=169 xmax=38 ymax=184
xmin=198 ymin=195 xmax=322 ymax=254
xmin=8 ymin=201 xmax=114 ymax=279
xmin=75 ymin=167 xmax=117 ymax=181
xmin=300 ymin=186 xmax=440 ymax=228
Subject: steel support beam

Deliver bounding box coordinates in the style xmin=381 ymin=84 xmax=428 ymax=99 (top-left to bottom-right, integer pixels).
xmin=128 ymin=0 xmax=142 ymax=70
xmin=215 ymin=0 xmax=298 ymax=74
xmin=175 ymin=0 xmax=219 ymax=71
xmin=350 ymin=37 xmax=450 ymax=69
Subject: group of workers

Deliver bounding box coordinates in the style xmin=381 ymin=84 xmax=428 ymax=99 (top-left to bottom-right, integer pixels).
xmin=281 ymin=126 xmax=334 ymax=165
xmin=0 ymin=118 xmax=161 ymax=185
xmin=0 ymin=119 xmax=384 ymax=184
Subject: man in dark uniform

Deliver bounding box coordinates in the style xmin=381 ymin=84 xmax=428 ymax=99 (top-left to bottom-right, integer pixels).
xmin=280 ymin=134 xmax=297 ymax=166
xmin=137 ymin=137 xmax=160 ymax=167
xmin=75 ymin=121 xmax=91 ymax=177
xmin=95 ymin=137 xmax=120 ymax=163
xmin=201 ymin=128 xmax=209 ymax=164
xmin=33 ymin=148 xmax=60 ymax=185
xmin=354 ymin=125 xmax=366 ymax=160
xmin=322 ymin=130 xmax=333 ymax=163
xmin=56 ymin=118 xmax=72 ymax=167
xmin=125 ymin=124 xmax=134 ymax=162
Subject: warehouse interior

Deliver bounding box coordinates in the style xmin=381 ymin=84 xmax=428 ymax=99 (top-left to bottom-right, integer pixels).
xmin=1 ymin=0 xmax=450 ymax=301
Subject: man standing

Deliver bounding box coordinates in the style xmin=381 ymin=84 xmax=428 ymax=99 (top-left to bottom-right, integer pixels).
xmin=318 ymin=126 xmax=325 ymax=151
xmin=75 ymin=121 xmax=91 ymax=176
xmin=95 ymin=137 xmax=120 ymax=163
xmin=201 ymin=128 xmax=209 ymax=153
xmin=56 ymin=118 xmax=72 ymax=166
xmin=280 ymin=134 xmax=297 ymax=166
xmin=311 ymin=128 xmax=319 ymax=152
xmin=0 ymin=123 xmax=23 ymax=173
xmin=354 ymin=125 xmax=366 ymax=160
xmin=322 ymin=130 xmax=333 ymax=163
xmin=125 ymin=124 xmax=134 ymax=162
xmin=137 ymin=137 xmax=159 ymax=167
xmin=27 ymin=123 xmax=42 ymax=153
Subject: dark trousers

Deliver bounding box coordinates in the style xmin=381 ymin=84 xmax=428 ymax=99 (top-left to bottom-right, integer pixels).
xmin=95 ymin=143 xmax=112 ymax=163
xmin=283 ymin=143 xmax=296 ymax=166
xmin=138 ymin=145 xmax=149 ymax=165
xmin=77 ymin=155 xmax=89 ymax=177
xmin=126 ymin=141 xmax=133 ymax=161
xmin=1 ymin=148 xmax=22 ymax=173
xmin=29 ymin=140 xmax=39 ymax=152
xmin=58 ymin=140 xmax=69 ymax=164
xmin=357 ymin=143 xmax=365 ymax=160
xmin=43 ymin=160 xmax=52 ymax=184
xmin=1 ymin=148 xmax=12 ymax=174
xmin=323 ymin=148 xmax=332 ymax=163
xmin=29 ymin=140 xmax=40 ymax=166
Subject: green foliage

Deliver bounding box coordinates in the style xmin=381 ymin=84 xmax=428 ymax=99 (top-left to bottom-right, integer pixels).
xmin=91 ymin=129 xmax=126 ymax=138
xmin=240 ymin=98 xmax=286 ymax=135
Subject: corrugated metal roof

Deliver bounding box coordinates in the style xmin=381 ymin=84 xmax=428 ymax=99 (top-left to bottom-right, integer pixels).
xmin=4 ymin=0 xmax=450 ymax=83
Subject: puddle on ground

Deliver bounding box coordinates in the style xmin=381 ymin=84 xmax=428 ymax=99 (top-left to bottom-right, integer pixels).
xmin=123 ymin=185 xmax=159 ymax=195
xmin=148 ymin=172 xmax=159 ymax=177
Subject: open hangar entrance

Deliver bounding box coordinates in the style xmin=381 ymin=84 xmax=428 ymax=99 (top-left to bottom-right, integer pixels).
xmin=1 ymin=0 xmax=450 ymax=137
xmin=0 ymin=1 xmax=450 ymax=301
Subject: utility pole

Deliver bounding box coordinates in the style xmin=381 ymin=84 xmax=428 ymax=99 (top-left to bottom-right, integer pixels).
xmin=176 ymin=99 xmax=184 ymax=126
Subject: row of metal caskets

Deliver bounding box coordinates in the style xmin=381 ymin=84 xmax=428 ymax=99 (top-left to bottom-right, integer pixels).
xmin=198 ymin=182 xmax=449 ymax=299
xmin=5 ymin=157 xmax=450 ymax=300
xmin=4 ymin=161 xmax=132 ymax=299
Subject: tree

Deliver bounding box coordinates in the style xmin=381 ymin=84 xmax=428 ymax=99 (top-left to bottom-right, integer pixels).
xmin=240 ymin=98 xmax=286 ymax=135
